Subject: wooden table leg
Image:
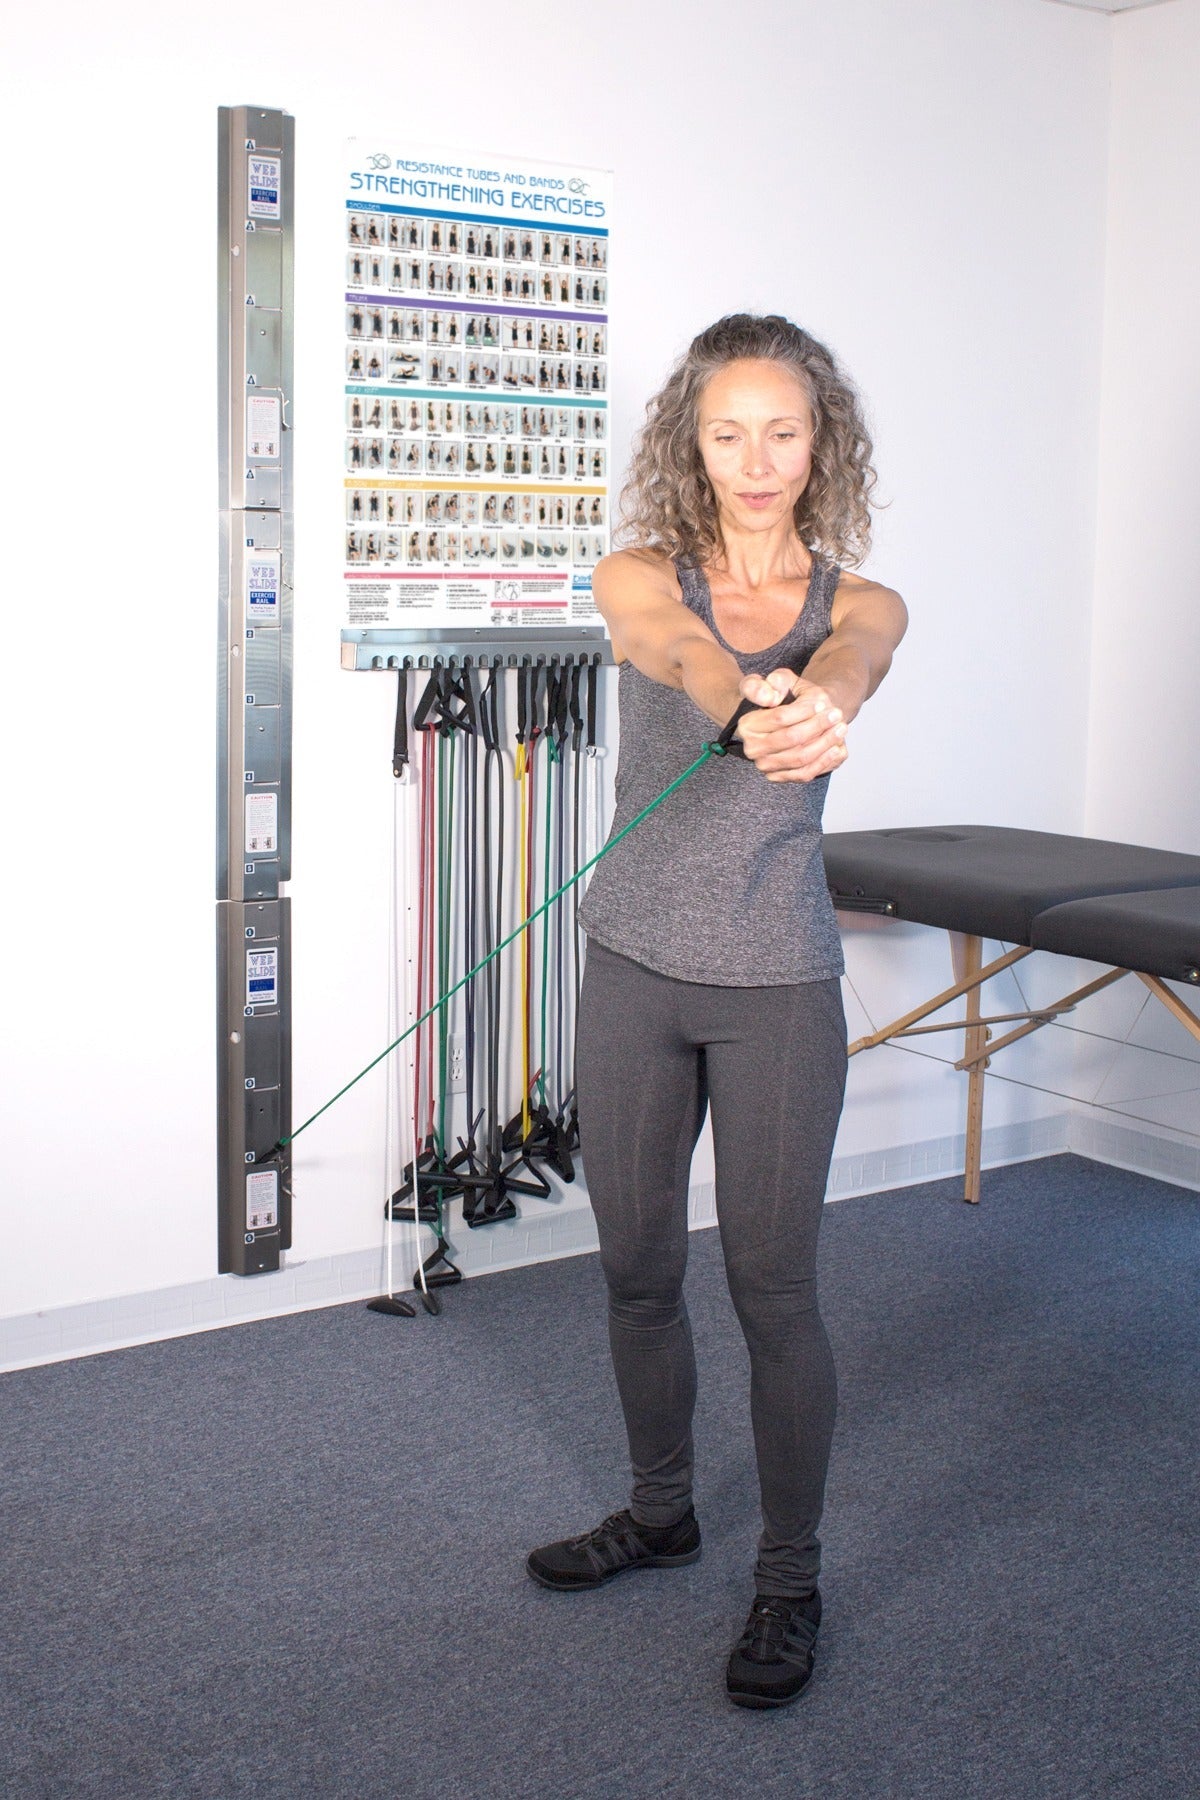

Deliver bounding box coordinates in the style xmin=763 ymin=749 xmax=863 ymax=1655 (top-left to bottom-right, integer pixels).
xmin=950 ymin=932 xmax=990 ymax=1204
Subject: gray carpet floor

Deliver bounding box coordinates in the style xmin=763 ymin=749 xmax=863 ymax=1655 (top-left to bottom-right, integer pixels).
xmin=1 ymin=1152 xmax=1196 ymax=1800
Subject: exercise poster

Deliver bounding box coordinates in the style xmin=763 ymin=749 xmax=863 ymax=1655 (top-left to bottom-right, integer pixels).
xmin=341 ymin=140 xmax=613 ymax=634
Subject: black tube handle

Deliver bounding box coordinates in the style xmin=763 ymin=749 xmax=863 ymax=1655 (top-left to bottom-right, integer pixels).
xmin=392 ymin=667 xmax=409 ymax=777
xmin=585 ymin=659 xmax=598 ymax=749
xmin=713 ymin=696 xmax=755 ymax=756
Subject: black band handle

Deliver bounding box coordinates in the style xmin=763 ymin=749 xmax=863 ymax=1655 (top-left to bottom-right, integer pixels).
xmin=713 ymin=662 xmax=809 ymax=756
xmin=412 ymin=663 xmax=445 ymax=733
xmin=585 ymin=658 xmax=598 ymax=749
xmin=392 ymin=667 xmax=409 ymax=777
xmin=527 ymin=662 xmax=542 ymax=741
xmin=479 ymin=667 xmax=500 ymax=752
xmin=713 ymin=696 xmax=755 ymax=756
xmin=552 ymin=661 xmax=571 ymax=744
xmin=543 ymin=662 xmax=562 ymax=746
xmin=455 ymin=664 xmax=478 ymax=736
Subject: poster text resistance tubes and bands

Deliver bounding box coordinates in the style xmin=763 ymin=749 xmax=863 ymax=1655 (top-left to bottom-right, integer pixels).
xmin=342 ymin=144 xmax=613 ymax=634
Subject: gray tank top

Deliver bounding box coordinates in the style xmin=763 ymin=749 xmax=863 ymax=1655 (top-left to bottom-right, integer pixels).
xmin=578 ymin=557 xmax=846 ymax=986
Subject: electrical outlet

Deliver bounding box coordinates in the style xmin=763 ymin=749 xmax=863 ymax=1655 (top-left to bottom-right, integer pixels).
xmin=447 ymin=1032 xmax=465 ymax=1094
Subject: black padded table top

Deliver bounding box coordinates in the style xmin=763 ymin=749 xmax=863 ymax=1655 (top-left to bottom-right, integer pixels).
xmin=1030 ymin=885 xmax=1200 ymax=984
xmin=823 ymin=825 xmax=1200 ymax=946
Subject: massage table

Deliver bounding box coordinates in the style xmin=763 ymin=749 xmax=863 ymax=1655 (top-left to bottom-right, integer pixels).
xmin=823 ymin=826 xmax=1200 ymax=1202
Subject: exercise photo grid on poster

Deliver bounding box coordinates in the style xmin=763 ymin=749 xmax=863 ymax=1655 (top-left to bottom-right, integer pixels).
xmin=342 ymin=142 xmax=613 ymax=635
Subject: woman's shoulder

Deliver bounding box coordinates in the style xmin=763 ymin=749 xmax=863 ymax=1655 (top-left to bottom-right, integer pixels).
xmin=590 ymin=548 xmax=692 ymax=665
xmin=828 ymin=566 xmax=907 ymax=633
xmin=833 ymin=568 xmax=895 ymax=593
xmin=593 ymin=547 xmax=683 ymax=603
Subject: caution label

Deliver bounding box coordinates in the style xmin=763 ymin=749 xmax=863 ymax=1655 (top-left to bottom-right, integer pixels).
xmin=245 ymin=1167 xmax=278 ymax=1231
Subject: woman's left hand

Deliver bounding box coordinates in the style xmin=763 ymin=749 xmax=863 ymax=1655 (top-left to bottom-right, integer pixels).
xmin=735 ymin=669 xmax=850 ymax=782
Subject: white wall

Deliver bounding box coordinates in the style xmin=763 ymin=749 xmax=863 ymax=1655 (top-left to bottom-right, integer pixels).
xmin=1063 ymin=0 xmax=1200 ymax=1155
xmin=1088 ymin=0 xmax=1200 ymax=850
xmin=1 ymin=0 xmax=1151 ymax=1326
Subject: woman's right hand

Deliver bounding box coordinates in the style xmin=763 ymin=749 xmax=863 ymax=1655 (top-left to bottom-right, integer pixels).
xmin=735 ymin=670 xmax=849 ymax=783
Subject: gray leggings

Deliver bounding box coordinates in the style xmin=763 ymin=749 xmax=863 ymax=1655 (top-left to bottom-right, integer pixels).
xmin=575 ymin=940 xmax=848 ymax=1598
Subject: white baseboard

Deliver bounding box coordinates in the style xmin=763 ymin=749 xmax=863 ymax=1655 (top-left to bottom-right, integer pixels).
xmin=2 ymin=1107 xmax=1192 ymax=1373
xmin=0 ymin=1181 xmax=603 ymax=1375
xmin=1067 ymin=1108 xmax=1200 ymax=1192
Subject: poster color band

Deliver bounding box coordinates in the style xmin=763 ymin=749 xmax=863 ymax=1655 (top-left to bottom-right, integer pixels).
xmin=342 ymin=143 xmax=613 ymax=634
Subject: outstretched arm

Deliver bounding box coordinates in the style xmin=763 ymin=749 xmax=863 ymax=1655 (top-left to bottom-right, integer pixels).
xmin=591 ymin=549 xmax=748 ymax=725
xmin=591 ymin=552 xmax=905 ymax=782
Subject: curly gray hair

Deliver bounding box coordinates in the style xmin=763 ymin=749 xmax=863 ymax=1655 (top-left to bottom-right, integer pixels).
xmin=618 ymin=313 xmax=879 ymax=569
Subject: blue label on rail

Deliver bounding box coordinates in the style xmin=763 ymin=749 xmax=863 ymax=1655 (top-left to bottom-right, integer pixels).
xmin=246 ymin=948 xmax=279 ymax=1008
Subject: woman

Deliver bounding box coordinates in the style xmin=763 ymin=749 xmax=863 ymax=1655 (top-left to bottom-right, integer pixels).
xmin=525 ymin=314 xmax=907 ymax=1709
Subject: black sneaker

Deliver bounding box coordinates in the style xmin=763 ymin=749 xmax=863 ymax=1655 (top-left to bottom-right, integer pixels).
xmin=725 ymin=1591 xmax=822 ymax=1708
xmin=525 ymin=1507 xmax=701 ymax=1590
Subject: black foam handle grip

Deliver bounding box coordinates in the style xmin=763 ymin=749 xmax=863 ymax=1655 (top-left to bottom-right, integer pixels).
xmin=714 ymin=696 xmax=757 ymax=755
xmin=392 ymin=667 xmax=409 ymax=777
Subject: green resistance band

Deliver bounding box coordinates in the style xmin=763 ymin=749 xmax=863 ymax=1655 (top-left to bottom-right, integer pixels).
xmin=271 ymin=730 xmax=741 ymax=1158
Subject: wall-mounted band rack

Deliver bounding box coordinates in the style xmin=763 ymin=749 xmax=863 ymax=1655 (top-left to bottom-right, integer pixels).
xmin=340 ymin=627 xmax=613 ymax=671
